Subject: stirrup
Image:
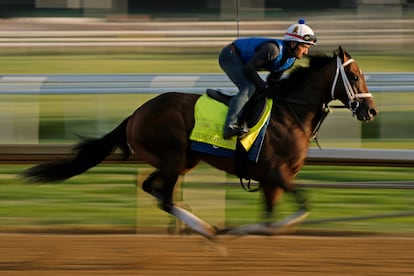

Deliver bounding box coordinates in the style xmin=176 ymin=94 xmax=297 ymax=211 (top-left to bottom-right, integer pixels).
xmin=223 ymin=124 xmax=249 ymax=139
xmin=223 ymin=124 xmax=241 ymax=139
xmin=241 ymin=122 xmax=249 ymax=134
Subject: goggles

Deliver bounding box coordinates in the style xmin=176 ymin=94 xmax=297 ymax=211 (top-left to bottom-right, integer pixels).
xmin=285 ymin=33 xmax=317 ymax=43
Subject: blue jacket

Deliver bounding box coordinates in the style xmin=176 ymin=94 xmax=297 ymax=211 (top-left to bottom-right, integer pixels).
xmin=233 ymin=37 xmax=295 ymax=72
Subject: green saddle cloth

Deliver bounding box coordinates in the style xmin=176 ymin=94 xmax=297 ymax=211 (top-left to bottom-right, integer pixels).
xmin=190 ymin=94 xmax=272 ymax=151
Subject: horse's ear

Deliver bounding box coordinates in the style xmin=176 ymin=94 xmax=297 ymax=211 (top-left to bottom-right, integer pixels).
xmin=333 ymin=46 xmax=348 ymax=62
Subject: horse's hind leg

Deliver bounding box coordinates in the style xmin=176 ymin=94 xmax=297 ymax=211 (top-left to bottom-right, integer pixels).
xmin=142 ymin=170 xmax=175 ymax=204
xmin=141 ymin=170 xmax=216 ymax=239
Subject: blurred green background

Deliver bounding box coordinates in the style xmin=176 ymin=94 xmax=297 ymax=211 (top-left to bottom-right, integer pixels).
xmin=0 ymin=2 xmax=413 ymax=234
xmin=1 ymin=53 xmax=412 ymax=148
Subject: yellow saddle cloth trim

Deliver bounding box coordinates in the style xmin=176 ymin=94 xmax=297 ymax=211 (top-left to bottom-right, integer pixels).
xmin=190 ymin=94 xmax=272 ymax=151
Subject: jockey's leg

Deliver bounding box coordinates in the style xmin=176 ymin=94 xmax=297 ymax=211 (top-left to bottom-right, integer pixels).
xmin=224 ymin=84 xmax=254 ymax=127
xmin=219 ymin=44 xmax=256 ymax=138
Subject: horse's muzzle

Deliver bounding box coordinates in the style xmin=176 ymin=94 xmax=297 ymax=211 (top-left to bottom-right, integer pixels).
xmin=356 ymin=99 xmax=378 ymax=122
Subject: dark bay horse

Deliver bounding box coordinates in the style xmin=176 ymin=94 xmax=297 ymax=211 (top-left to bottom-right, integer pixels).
xmin=23 ymin=46 xmax=378 ymax=237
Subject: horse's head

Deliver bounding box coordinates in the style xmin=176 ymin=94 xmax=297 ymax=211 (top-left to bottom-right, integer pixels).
xmin=331 ymin=46 xmax=378 ymax=121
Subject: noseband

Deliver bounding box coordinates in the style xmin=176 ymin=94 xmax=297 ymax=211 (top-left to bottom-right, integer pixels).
xmin=330 ymin=56 xmax=373 ymax=115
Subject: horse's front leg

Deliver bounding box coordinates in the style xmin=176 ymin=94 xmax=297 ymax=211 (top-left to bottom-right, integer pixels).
xmin=261 ymin=167 xmax=310 ymax=232
xmin=261 ymin=183 xmax=284 ymax=221
xmin=291 ymin=187 xmax=310 ymax=212
xmin=261 ymin=167 xmax=288 ymax=219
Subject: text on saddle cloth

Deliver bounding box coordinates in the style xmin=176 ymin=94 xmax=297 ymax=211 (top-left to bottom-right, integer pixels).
xmin=189 ymin=94 xmax=272 ymax=151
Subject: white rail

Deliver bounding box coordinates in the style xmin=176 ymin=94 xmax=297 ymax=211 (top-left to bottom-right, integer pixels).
xmin=0 ymin=73 xmax=413 ymax=95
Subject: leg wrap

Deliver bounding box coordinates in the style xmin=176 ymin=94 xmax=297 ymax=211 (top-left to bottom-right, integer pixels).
xmin=169 ymin=205 xmax=216 ymax=239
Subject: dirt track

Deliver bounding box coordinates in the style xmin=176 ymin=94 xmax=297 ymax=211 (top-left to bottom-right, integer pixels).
xmin=1 ymin=234 xmax=414 ymax=276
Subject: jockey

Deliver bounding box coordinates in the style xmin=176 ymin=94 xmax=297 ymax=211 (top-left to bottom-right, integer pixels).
xmin=220 ymin=19 xmax=317 ymax=139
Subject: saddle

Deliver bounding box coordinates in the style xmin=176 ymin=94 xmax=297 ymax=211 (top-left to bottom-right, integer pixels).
xmin=206 ymin=88 xmax=268 ymax=129
xmin=206 ymin=88 xmax=269 ymax=181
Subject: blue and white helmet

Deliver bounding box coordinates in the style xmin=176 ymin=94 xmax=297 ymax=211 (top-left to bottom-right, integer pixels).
xmin=284 ymin=19 xmax=317 ymax=45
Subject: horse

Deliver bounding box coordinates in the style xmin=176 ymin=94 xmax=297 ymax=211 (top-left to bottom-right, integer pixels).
xmin=22 ymin=46 xmax=378 ymax=238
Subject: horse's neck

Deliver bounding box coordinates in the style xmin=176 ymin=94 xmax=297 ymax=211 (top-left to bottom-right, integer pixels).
xmin=275 ymin=62 xmax=335 ymax=137
xmin=278 ymin=102 xmax=323 ymax=139
xmin=273 ymin=69 xmax=334 ymax=138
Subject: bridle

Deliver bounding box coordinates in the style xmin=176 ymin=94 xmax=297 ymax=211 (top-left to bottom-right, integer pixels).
xmin=311 ymin=56 xmax=373 ymax=149
xmin=330 ymin=56 xmax=373 ymax=115
xmin=240 ymin=55 xmax=376 ymax=190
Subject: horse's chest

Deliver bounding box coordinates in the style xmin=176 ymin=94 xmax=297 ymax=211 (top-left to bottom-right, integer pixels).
xmin=264 ymin=124 xmax=309 ymax=165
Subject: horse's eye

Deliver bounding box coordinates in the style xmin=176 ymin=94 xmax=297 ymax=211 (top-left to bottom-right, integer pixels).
xmin=350 ymin=74 xmax=358 ymax=82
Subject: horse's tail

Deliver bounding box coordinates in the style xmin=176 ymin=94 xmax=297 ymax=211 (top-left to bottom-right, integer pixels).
xmin=22 ymin=116 xmax=131 ymax=183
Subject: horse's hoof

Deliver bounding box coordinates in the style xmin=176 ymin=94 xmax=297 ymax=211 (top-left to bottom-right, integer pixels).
xmin=270 ymin=210 xmax=310 ymax=229
xmin=217 ymin=210 xmax=310 ymax=236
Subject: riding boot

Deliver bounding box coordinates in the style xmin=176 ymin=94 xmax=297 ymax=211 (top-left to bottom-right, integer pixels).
xmin=223 ymin=95 xmax=248 ymax=139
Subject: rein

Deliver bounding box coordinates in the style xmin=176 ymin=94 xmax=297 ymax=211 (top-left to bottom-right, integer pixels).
xmin=240 ymin=178 xmax=260 ymax=192
xmin=273 ymin=56 xmax=373 ymax=150
xmin=330 ymin=56 xmax=373 ymax=115
xmin=272 ymin=94 xmax=330 ymax=149
xmin=238 ymin=55 xmax=374 ymax=192
xmin=285 ymin=100 xmax=330 ymax=150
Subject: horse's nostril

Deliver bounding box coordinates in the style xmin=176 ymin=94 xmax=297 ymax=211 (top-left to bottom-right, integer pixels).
xmin=369 ymin=108 xmax=377 ymax=117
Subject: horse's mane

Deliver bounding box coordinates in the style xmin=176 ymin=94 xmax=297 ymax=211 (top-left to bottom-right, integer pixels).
xmin=268 ymin=54 xmax=333 ymax=97
xmin=290 ymin=54 xmax=332 ymax=80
